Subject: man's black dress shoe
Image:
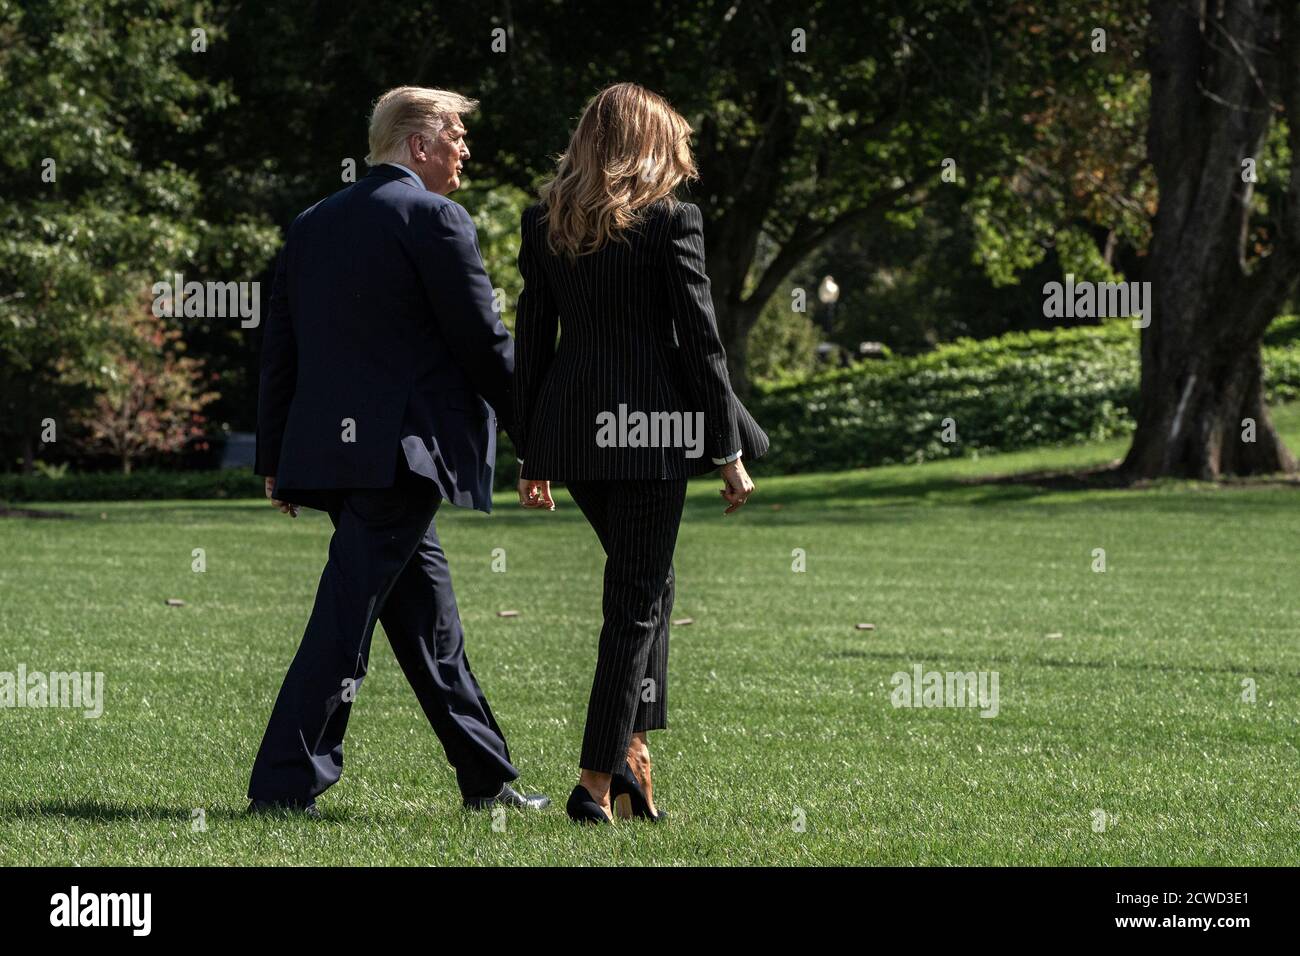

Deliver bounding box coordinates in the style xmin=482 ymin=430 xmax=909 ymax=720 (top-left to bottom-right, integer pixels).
xmin=565 ymin=784 xmax=612 ymax=824
xmin=463 ymin=782 xmax=551 ymax=811
xmin=247 ymin=799 xmax=321 ymax=819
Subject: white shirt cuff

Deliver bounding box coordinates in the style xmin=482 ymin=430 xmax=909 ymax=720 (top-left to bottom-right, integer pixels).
xmin=711 ymin=449 xmax=743 ymax=466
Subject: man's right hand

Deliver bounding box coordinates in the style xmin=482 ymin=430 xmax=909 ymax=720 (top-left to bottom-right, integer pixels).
xmin=265 ymin=476 xmax=299 ymax=517
xmin=719 ymin=458 xmax=754 ymax=515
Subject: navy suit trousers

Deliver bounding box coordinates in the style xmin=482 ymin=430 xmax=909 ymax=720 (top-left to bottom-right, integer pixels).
xmin=247 ymin=465 xmax=518 ymax=804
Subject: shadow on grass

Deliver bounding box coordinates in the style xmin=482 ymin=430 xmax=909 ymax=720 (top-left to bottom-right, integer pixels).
xmin=0 ymin=500 xmax=278 ymax=525
xmin=744 ymin=459 xmax=1300 ymax=513
xmin=0 ymin=798 xmax=252 ymax=824
xmin=15 ymin=458 xmax=1300 ymax=525
xmin=50 ymin=500 xmax=324 ymax=524
xmin=825 ymin=646 xmax=1299 ymax=677
xmin=720 ymin=471 xmax=1067 ymax=511
xmin=0 ymin=506 xmax=78 ymax=520
xmin=0 ymin=797 xmax=464 ymax=827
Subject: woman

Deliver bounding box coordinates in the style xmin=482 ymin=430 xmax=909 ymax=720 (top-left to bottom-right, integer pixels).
xmin=514 ymin=82 xmax=768 ymax=824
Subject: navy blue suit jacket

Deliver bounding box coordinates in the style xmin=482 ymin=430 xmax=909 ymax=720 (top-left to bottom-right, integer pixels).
xmin=255 ymin=164 xmax=515 ymax=513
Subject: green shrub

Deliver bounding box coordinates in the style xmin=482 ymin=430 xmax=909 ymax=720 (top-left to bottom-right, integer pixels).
xmin=749 ymin=320 xmax=1300 ymax=473
xmin=2 ymin=458 xmax=520 ymax=504
xmin=0 ymin=449 xmax=521 ymax=503
xmin=494 ymin=438 xmax=519 ymax=491
xmin=1263 ymin=313 xmax=1300 ymax=347
xmin=8 ymin=320 xmax=1299 ymax=498
xmin=1264 ymin=340 xmax=1300 ymax=404
xmin=0 ymin=468 xmax=263 ymax=503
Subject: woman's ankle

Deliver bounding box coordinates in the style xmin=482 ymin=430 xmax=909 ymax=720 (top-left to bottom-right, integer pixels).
xmin=628 ymin=731 xmax=651 ymax=757
xmin=578 ymin=769 xmax=612 ymax=805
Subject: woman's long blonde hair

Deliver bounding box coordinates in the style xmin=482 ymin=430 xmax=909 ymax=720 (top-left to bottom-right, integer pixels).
xmin=539 ymin=83 xmax=698 ymax=258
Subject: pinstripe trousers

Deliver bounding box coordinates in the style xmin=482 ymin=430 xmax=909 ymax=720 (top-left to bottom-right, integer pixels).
xmin=566 ymin=478 xmax=687 ymax=774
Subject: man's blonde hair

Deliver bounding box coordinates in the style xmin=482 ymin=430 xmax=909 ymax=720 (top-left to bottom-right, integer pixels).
xmin=366 ymin=86 xmax=479 ymax=166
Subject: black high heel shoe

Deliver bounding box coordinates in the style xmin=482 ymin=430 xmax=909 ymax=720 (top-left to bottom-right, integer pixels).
xmin=611 ymin=760 xmax=664 ymax=822
xmin=566 ymin=784 xmax=612 ymax=824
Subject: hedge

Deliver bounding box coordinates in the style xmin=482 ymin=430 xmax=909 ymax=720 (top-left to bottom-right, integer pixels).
xmin=747 ymin=319 xmax=1300 ymax=474
xmin=7 ymin=320 xmax=1299 ymax=500
xmin=0 ymin=468 xmax=263 ymax=503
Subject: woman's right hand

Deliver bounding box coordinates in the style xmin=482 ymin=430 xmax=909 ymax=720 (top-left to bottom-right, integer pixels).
xmin=518 ymin=479 xmax=555 ymax=509
xmin=719 ymin=458 xmax=754 ymax=515
xmin=518 ymin=463 xmax=555 ymax=510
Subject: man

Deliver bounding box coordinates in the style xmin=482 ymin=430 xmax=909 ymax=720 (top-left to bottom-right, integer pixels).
xmin=247 ymin=86 xmax=548 ymax=817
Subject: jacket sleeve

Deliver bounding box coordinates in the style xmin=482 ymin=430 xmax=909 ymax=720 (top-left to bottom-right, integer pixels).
xmin=414 ymin=200 xmax=518 ymax=443
xmin=512 ymin=209 xmax=559 ymax=462
xmin=254 ymin=240 xmax=296 ymax=478
xmin=665 ymin=202 xmax=741 ymax=462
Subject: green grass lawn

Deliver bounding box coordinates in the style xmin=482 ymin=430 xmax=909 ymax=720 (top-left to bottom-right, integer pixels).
xmin=2 ymin=408 xmax=1298 ymax=865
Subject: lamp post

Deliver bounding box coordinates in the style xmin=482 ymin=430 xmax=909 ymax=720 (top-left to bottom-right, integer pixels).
xmin=817 ymin=275 xmax=840 ymax=336
xmin=815 ymin=275 xmax=842 ymax=365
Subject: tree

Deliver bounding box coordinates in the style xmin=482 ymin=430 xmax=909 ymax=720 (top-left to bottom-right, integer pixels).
xmin=1122 ymin=0 xmax=1300 ymax=478
xmin=0 ymin=0 xmax=278 ymax=472
xmin=745 ymin=1 xmax=1155 ymax=366
xmin=196 ymin=0 xmax=1052 ymax=394
xmin=476 ymin=0 xmax=1030 ymax=393
xmin=69 ymin=300 xmax=218 ymax=474
xmin=465 ymin=1 xmax=1158 ymax=393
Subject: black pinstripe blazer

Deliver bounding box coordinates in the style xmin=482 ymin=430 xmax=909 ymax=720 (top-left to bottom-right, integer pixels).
xmin=514 ymin=199 xmax=768 ymax=481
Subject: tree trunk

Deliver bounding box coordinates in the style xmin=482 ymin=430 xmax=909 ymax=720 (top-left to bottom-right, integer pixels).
xmin=1124 ymin=0 xmax=1300 ymax=480
xmin=713 ymin=294 xmax=760 ymax=398
xmin=1122 ymin=341 xmax=1295 ymax=478
xmin=694 ymin=92 xmax=794 ymax=398
xmin=705 ymin=200 xmax=774 ymax=399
